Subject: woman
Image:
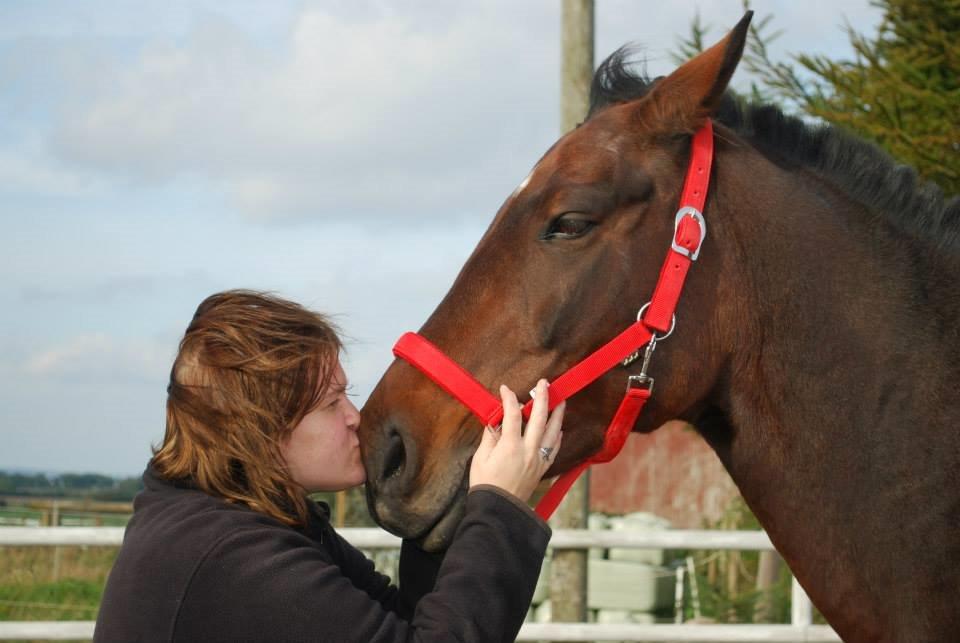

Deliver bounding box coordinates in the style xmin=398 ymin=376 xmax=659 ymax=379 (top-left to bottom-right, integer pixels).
xmin=94 ymin=290 xmax=564 ymax=642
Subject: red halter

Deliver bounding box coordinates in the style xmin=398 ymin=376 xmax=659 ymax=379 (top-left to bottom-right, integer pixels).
xmin=393 ymin=121 xmax=714 ymax=520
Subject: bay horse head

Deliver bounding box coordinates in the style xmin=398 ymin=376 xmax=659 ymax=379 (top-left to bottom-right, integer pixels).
xmin=363 ymin=10 xmax=960 ymax=637
xmin=361 ymin=13 xmax=754 ymax=548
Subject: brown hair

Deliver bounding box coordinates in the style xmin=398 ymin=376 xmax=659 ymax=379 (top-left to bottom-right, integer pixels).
xmin=154 ymin=290 xmax=342 ymax=526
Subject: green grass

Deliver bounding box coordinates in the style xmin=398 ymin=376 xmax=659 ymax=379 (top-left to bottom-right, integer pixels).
xmin=0 ymin=578 xmax=102 ymax=620
xmin=0 ymin=508 xmax=44 ymax=526
xmin=0 ymin=490 xmax=374 ymax=627
xmin=0 ymin=546 xmax=118 ymax=622
xmin=0 ymin=508 xmax=129 ymax=528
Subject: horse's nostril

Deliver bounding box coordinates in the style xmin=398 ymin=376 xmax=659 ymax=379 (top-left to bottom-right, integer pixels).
xmin=381 ymin=428 xmax=406 ymax=485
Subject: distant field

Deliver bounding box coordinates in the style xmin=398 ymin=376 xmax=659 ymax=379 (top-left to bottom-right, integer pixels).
xmin=0 ymin=500 xmax=128 ymax=628
xmin=0 ymin=545 xmax=117 ymax=622
xmin=0 ymin=507 xmax=129 ymax=528
xmin=0 ymin=488 xmax=369 ymax=629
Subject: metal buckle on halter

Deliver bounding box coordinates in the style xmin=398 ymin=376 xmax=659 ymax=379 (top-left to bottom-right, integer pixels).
xmin=628 ymin=374 xmax=654 ymax=394
xmin=671 ymin=206 xmax=707 ymax=261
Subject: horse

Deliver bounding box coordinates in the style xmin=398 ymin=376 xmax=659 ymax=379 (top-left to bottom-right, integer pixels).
xmin=359 ymin=12 xmax=960 ymax=641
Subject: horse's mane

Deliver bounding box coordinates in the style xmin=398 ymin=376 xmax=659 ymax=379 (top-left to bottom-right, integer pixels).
xmin=588 ymin=47 xmax=960 ymax=257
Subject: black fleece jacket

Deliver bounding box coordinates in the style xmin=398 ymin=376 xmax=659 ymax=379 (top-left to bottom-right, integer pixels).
xmin=93 ymin=467 xmax=550 ymax=643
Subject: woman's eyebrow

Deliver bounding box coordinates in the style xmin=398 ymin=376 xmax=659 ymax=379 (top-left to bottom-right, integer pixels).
xmin=325 ymin=382 xmax=348 ymax=397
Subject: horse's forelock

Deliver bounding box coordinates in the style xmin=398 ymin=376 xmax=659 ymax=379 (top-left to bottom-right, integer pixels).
xmin=588 ymin=45 xmax=657 ymax=118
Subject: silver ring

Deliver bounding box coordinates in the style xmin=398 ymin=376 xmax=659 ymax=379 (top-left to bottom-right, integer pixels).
xmin=538 ymin=446 xmax=553 ymax=462
xmin=636 ymin=302 xmax=676 ymax=341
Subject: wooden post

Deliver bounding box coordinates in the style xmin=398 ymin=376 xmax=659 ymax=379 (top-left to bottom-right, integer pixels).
xmin=754 ymin=550 xmax=782 ymax=622
xmin=726 ymin=550 xmax=739 ymax=621
xmin=685 ymin=556 xmax=701 ymax=619
xmin=51 ymin=500 xmax=62 ymax=582
xmin=673 ymin=566 xmax=685 ymax=623
xmin=560 ymin=0 xmax=594 ymax=135
xmin=335 ymin=490 xmax=347 ymax=528
xmin=550 ymin=0 xmax=594 ymax=629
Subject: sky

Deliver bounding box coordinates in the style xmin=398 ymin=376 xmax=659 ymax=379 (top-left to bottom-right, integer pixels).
xmin=0 ymin=1 xmax=881 ymax=476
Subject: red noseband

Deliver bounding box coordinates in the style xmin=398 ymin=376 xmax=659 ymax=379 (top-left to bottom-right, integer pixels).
xmin=392 ymin=121 xmax=714 ymax=520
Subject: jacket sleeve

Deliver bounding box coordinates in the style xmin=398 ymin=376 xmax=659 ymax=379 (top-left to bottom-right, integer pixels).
xmin=172 ymin=487 xmax=550 ymax=643
xmin=320 ymin=525 xmax=444 ymax=617
xmin=404 ymin=485 xmax=551 ymax=642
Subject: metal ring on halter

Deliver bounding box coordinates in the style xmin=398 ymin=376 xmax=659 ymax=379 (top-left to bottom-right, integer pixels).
xmin=636 ymin=302 xmax=676 ymax=341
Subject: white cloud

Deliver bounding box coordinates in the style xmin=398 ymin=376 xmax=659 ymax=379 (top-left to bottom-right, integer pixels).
xmin=0 ymin=142 xmax=103 ymax=197
xmin=8 ymin=2 xmax=882 ymax=223
xmin=23 ymin=333 xmax=172 ymax=380
xmin=45 ymin=4 xmax=558 ymax=221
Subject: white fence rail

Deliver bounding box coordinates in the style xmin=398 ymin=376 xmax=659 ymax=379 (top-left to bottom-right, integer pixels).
xmin=0 ymin=527 xmax=839 ymax=642
xmin=1 ymin=526 xmax=779 ymax=549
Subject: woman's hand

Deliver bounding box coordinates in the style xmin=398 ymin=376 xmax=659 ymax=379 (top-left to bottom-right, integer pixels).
xmin=469 ymin=378 xmax=565 ymax=503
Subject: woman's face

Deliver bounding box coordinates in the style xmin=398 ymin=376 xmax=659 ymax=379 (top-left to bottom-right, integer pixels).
xmin=281 ymin=361 xmax=365 ymax=492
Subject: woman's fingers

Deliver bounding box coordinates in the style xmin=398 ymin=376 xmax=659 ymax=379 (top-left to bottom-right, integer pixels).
xmin=499 ymin=384 xmax=521 ymax=443
xmin=470 ymin=382 xmax=568 ymax=502
xmin=545 ymin=431 xmax=563 ymax=466
xmin=475 ymin=424 xmax=498 ymax=461
xmin=524 ymin=379 xmax=550 ymax=445
xmin=541 ymin=400 xmax=565 ymax=455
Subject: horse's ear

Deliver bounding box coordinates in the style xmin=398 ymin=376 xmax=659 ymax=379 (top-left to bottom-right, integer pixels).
xmin=641 ymin=11 xmax=752 ymax=133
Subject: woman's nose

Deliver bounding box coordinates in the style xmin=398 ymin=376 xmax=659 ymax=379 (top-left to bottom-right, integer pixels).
xmin=345 ymin=398 xmax=361 ymax=430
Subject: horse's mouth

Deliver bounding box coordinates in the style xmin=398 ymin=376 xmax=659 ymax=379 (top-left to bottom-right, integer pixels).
xmin=367 ymin=457 xmax=470 ymax=552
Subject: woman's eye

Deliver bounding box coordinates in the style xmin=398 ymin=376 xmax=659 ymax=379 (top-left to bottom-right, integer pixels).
xmin=323 ymin=386 xmax=353 ymax=410
xmin=324 ymin=396 xmax=341 ymax=410
xmin=542 ymin=215 xmax=596 ymax=240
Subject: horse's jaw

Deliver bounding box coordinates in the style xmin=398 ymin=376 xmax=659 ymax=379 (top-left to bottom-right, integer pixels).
xmin=415 ymin=484 xmax=468 ymax=552
xmin=363 ymin=455 xmax=471 ymax=552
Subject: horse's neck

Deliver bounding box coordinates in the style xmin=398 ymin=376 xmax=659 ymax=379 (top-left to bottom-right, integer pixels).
xmin=703 ymin=151 xmax=960 ymax=639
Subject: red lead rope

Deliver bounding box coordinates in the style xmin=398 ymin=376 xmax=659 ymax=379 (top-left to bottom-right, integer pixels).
xmin=392 ymin=121 xmax=714 ymax=520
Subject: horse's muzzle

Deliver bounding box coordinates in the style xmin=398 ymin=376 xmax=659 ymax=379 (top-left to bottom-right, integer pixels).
xmin=362 ymin=420 xmax=415 ymax=523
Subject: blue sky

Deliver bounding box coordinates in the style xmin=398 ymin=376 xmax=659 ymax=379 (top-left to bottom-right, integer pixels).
xmin=0 ymin=1 xmax=881 ymax=475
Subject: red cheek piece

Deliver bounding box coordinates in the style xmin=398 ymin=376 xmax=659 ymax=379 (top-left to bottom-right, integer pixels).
xmin=393 ymin=332 xmax=652 ymax=520
xmin=390 ymin=121 xmax=714 ymax=521
xmin=394 ymin=333 xmax=503 ymax=427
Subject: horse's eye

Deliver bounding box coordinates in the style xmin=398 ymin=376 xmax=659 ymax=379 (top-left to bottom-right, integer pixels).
xmin=542 ymin=215 xmax=596 ymax=240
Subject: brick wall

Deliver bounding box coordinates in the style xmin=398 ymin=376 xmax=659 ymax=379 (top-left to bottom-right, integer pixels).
xmin=589 ymin=420 xmax=739 ymax=527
